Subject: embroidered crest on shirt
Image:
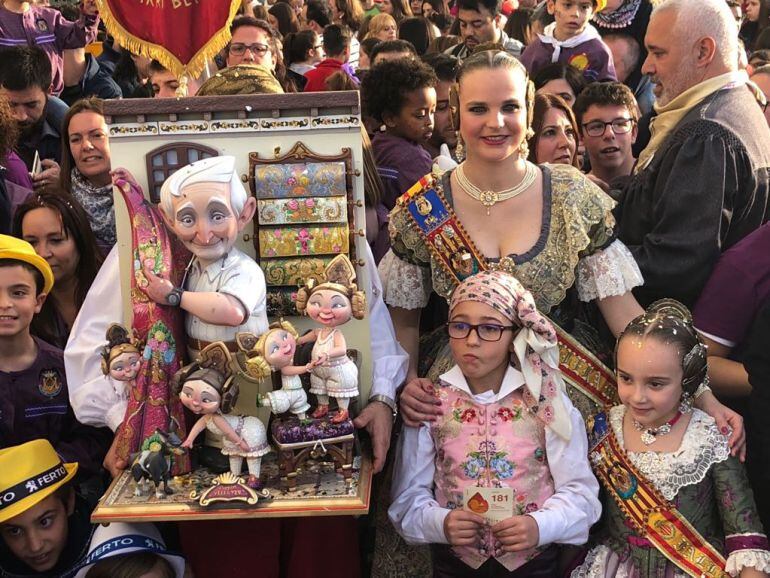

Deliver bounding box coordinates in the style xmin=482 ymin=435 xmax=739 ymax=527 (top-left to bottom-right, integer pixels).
xmin=38 ymin=368 xmax=62 ymax=398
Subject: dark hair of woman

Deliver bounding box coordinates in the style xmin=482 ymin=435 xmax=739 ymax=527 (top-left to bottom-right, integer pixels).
xmin=528 ymin=92 xmax=580 ymax=168
xmin=398 ymin=16 xmax=436 ymax=55
xmin=388 ymin=0 xmax=414 ymax=23
xmin=284 ymin=30 xmax=318 ymax=66
xmin=334 ymin=0 xmax=364 ymax=32
xmin=532 ymin=63 xmax=586 ymax=99
xmin=269 ymin=2 xmax=301 ymax=36
xmin=12 ymin=190 xmax=104 ymax=348
xmin=504 ymin=7 xmax=533 ymax=45
xmin=59 ymin=96 xmax=106 ymax=196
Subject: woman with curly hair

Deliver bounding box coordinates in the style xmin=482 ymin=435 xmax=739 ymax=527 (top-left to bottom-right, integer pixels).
xmin=0 ymin=93 xmax=32 ymax=232
xmin=361 ymin=58 xmax=437 ymax=260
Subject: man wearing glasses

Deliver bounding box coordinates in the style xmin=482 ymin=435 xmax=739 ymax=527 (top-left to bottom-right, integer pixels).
xmin=574 ymin=82 xmax=639 ymax=189
xmin=226 ymin=16 xmax=274 ymax=70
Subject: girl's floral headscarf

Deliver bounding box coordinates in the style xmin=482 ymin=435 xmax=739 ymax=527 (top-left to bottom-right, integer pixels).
xmin=450 ymin=270 xmax=572 ymax=440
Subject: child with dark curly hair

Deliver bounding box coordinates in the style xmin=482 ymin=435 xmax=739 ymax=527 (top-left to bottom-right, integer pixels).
xmin=361 ymin=58 xmax=436 ymax=261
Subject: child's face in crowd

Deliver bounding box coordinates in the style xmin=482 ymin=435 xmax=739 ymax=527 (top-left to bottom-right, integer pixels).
xmin=535 ymin=107 xmax=576 ymax=165
xmin=0 ymin=493 xmax=72 ymax=573
xmin=459 ymin=67 xmax=528 ymax=163
xmin=616 ymin=336 xmax=684 ymax=428
xmin=448 ymin=301 xmax=515 ymax=394
xmin=580 ymin=103 xmax=636 ymax=174
xmin=21 ymin=207 xmax=79 ymax=285
xmin=410 ymin=0 xmax=422 ymax=14
xmin=547 ymin=0 xmax=595 ymax=40
xmin=68 ymin=111 xmax=112 ymax=186
xmin=384 ymin=86 xmax=436 ymax=144
xmin=179 ymin=379 xmax=221 ymax=415
xmin=109 ymin=350 xmax=142 ymax=382
xmin=0 ymin=265 xmax=45 ymax=340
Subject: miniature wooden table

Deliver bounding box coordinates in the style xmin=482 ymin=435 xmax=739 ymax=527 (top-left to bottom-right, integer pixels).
xmin=274 ymin=433 xmax=355 ymax=490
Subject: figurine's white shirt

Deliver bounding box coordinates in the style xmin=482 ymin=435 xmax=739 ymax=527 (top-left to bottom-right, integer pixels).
xmin=184 ymin=247 xmax=268 ymax=342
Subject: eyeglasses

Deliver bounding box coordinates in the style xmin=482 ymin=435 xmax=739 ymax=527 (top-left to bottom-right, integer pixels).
xmin=582 ymin=117 xmax=635 ymax=137
xmin=229 ymin=42 xmax=269 ymax=56
xmin=446 ymin=321 xmax=514 ymax=342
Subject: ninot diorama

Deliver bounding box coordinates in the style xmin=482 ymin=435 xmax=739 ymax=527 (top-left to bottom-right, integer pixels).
xmin=90 ymin=93 xmax=376 ymax=523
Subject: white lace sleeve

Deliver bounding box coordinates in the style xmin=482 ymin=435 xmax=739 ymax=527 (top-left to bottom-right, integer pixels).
xmin=576 ymin=239 xmax=644 ymax=302
xmin=377 ymin=249 xmax=432 ymax=309
xmin=725 ymin=548 xmax=770 ymax=576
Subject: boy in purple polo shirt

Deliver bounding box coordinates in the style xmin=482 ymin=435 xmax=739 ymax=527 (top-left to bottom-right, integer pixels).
xmin=0 ymin=0 xmax=99 ymax=96
xmin=521 ymin=0 xmax=616 ymax=83
xmin=0 ymin=235 xmax=110 ymax=478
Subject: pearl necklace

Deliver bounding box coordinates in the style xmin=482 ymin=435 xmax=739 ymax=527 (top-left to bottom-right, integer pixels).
xmin=633 ymin=410 xmax=683 ymax=445
xmin=455 ymin=161 xmax=538 ymax=215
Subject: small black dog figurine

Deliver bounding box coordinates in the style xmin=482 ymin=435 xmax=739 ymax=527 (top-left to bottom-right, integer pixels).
xmin=130 ymin=424 xmax=185 ymax=499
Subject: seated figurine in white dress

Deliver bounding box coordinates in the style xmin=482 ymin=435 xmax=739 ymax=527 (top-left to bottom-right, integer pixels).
xmin=174 ymin=343 xmax=269 ymax=488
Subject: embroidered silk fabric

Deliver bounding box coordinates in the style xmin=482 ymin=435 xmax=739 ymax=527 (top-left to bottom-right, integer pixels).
xmin=572 ymin=406 xmax=770 ymax=578
xmin=257 ymin=196 xmax=347 ymax=225
xmin=258 ymin=225 xmax=349 ymax=257
xmin=253 ymin=161 xmax=346 ymax=198
xmin=383 ymin=164 xmax=639 ymax=314
xmin=430 ymin=382 xmax=555 ymax=571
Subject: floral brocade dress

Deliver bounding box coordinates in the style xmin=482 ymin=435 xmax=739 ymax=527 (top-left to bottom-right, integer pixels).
xmin=572 ymin=406 xmax=770 ymax=578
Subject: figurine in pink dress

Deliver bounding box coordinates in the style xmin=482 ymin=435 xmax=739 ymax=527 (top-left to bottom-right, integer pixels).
xmin=295 ymin=255 xmax=366 ymax=424
xmin=174 ymin=343 xmax=270 ymax=488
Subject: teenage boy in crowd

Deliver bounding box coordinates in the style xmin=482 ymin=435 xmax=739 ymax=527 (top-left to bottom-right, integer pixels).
xmin=521 ymin=0 xmax=616 ymax=82
xmin=0 ymin=235 xmax=110 ymax=479
xmin=573 ymin=81 xmax=638 ymax=190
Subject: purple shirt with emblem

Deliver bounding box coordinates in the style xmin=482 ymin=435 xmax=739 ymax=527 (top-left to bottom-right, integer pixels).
xmin=0 ymin=4 xmax=99 ymax=96
xmin=0 ymin=337 xmax=111 ymax=476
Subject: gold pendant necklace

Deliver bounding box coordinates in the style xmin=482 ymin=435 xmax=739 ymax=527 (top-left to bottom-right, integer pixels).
xmin=455 ymin=161 xmax=538 ymax=215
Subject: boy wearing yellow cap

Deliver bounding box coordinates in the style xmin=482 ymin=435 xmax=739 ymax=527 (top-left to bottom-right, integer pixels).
xmin=521 ymin=0 xmax=618 ymax=82
xmin=0 ymin=439 xmax=94 ymax=577
xmin=0 ymin=235 xmax=111 ymax=481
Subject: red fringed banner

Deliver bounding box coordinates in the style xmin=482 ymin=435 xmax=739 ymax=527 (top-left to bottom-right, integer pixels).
xmin=96 ymin=0 xmax=241 ymax=79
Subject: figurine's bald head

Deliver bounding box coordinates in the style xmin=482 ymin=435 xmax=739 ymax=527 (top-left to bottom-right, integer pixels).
xmin=159 ymin=156 xmax=249 ymax=219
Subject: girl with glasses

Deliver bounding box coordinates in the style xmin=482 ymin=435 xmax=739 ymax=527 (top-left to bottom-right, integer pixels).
xmin=390 ymin=270 xmax=601 ymax=577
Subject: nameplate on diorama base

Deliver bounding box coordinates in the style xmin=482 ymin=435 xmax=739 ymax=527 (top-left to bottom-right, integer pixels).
xmin=91 ymin=452 xmax=372 ymax=522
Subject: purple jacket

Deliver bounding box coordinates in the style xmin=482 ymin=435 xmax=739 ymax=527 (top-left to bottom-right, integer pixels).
xmin=521 ymin=35 xmax=616 ymax=83
xmin=0 ymin=337 xmax=112 ymax=476
xmin=0 ymin=4 xmax=99 ymax=96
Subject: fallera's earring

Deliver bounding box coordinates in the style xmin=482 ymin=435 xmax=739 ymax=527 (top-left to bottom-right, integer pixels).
xmin=519 ymin=127 xmax=535 ymax=160
xmin=455 ymin=132 xmax=466 ymax=163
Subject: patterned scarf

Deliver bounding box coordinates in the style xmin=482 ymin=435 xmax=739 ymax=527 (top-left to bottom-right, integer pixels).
xmin=592 ymin=0 xmax=642 ymax=29
xmin=70 ymin=168 xmax=117 ymax=248
xmin=450 ymin=270 xmax=572 ymax=440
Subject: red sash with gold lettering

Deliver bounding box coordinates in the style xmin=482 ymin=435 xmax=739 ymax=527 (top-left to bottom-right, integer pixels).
xmin=589 ymin=412 xmax=729 ymax=578
xmin=397 ymin=173 xmax=618 ymax=409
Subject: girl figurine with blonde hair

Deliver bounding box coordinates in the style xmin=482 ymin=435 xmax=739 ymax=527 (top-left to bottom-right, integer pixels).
xmin=101 ymin=323 xmax=142 ymax=401
xmin=173 ymin=343 xmax=270 ymax=488
xmin=296 ymin=254 xmax=366 ymax=424
xmin=244 ymin=320 xmax=315 ymax=420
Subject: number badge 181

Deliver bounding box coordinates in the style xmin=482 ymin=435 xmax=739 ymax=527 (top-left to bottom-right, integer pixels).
xmin=463 ymin=487 xmax=514 ymax=524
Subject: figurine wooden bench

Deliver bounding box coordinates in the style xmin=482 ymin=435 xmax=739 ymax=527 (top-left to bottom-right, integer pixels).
xmin=271 ymin=416 xmax=356 ymax=490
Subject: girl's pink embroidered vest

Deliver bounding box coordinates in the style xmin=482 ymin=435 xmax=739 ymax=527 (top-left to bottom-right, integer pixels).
xmin=430 ymin=381 xmax=555 ymax=571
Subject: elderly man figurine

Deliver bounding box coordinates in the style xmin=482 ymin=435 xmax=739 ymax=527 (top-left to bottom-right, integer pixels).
xmin=142 ymin=155 xmax=268 ymax=351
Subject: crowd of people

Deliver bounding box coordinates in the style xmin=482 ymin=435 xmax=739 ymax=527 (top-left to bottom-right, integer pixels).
xmin=2 ymin=0 xmax=770 ymax=576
